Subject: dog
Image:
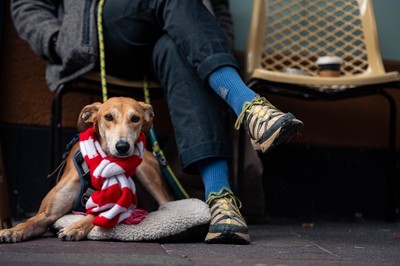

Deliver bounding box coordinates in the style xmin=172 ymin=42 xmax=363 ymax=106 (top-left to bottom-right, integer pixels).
xmin=0 ymin=97 xmax=173 ymax=243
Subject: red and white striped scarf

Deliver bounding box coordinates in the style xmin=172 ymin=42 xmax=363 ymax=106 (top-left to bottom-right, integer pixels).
xmin=79 ymin=126 xmax=146 ymax=228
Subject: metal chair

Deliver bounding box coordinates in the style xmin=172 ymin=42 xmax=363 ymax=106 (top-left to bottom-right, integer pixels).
xmin=244 ymin=0 xmax=400 ymax=221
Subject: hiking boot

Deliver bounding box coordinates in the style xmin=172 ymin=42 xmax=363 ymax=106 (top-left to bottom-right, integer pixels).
xmin=235 ymin=95 xmax=303 ymax=153
xmin=205 ymin=190 xmax=250 ymax=244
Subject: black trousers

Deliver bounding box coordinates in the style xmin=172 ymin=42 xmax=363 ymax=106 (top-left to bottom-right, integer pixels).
xmin=102 ymin=0 xmax=238 ymax=170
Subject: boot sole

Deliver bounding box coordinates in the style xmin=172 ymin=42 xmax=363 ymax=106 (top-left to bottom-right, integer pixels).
xmin=205 ymin=231 xmax=250 ymax=245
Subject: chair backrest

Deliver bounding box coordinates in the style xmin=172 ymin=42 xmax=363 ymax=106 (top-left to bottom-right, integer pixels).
xmin=245 ymin=0 xmax=399 ymax=87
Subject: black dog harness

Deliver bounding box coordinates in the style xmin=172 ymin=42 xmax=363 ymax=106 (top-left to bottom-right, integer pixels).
xmin=71 ymin=150 xmax=95 ymax=213
xmin=47 ymin=135 xmax=94 ymax=213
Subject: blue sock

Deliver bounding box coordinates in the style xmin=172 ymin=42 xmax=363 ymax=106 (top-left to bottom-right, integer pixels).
xmin=208 ymin=66 xmax=256 ymax=116
xmin=197 ymin=158 xmax=231 ymax=201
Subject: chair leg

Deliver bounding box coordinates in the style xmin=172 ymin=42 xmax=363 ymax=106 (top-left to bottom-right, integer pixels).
xmin=379 ymin=89 xmax=398 ymax=222
xmin=50 ymin=86 xmax=65 ymax=188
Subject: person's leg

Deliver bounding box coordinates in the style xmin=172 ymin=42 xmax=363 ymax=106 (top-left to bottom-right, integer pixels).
xmin=208 ymin=67 xmax=256 ymax=116
xmin=104 ymin=0 xmax=303 ymax=155
xmin=197 ymin=158 xmax=230 ymax=200
xmin=150 ymin=0 xmax=303 ymax=154
xmin=102 ymin=0 xmax=162 ymax=79
xmin=153 ymin=34 xmax=249 ymax=244
xmin=102 ymin=0 xmax=299 ymax=244
xmin=152 ymin=34 xmax=230 ymax=181
xmin=208 ymin=67 xmax=304 ymax=153
xmin=103 ymin=0 xmax=233 ymax=200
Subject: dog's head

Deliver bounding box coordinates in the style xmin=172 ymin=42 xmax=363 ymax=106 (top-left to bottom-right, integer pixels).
xmin=77 ymin=97 xmax=154 ymax=158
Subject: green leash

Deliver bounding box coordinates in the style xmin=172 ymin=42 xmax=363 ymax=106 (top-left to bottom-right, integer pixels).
xmin=143 ymin=80 xmax=190 ymax=199
xmin=97 ymin=0 xmax=189 ymax=200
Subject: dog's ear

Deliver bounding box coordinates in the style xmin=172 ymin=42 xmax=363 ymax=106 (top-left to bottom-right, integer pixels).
xmin=77 ymin=102 xmax=102 ymax=132
xmin=139 ymin=101 xmax=154 ymax=133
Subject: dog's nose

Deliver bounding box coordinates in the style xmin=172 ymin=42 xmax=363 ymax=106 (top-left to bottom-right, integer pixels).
xmin=116 ymin=140 xmax=130 ymax=155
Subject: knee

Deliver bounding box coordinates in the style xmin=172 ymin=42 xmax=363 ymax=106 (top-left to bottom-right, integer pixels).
xmin=153 ymin=34 xmax=178 ymax=62
xmin=152 ymin=34 xmax=183 ymax=76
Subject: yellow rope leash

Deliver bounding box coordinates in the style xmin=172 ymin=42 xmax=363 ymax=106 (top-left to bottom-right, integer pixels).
xmin=97 ymin=0 xmax=108 ymax=103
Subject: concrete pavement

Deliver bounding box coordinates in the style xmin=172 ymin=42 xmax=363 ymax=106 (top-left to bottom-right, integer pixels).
xmin=1 ymin=222 xmax=400 ymax=265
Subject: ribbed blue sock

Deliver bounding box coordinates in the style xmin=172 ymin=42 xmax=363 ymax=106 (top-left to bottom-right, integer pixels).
xmin=208 ymin=66 xmax=256 ymax=116
xmin=197 ymin=157 xmax=231 ymax=201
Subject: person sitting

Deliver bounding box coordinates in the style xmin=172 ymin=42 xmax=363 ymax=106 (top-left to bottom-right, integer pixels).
xmin=11 ymin=0 xmax=303 ymax=244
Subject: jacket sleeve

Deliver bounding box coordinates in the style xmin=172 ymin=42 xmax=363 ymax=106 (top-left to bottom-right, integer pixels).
xmin=10 ymin=0 xmax=61 ymax=62
xmin=209 ymin=0 xmax=235 ymax=48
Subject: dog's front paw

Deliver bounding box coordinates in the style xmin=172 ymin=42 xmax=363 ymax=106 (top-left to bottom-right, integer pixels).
xmin=57 ymin=214 xmax=95 ymax=241
xmin=0 ymin=229 xmax=25 ymax=243
xmin=57 ymin=227 xmax=88 ymax=241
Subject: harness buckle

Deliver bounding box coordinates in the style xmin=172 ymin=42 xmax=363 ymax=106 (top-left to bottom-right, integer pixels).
xmin=81 ymin=188 xmax=95 ymax=207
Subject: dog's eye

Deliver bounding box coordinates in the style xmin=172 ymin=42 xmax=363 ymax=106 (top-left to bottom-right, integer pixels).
xmin=131 ymin=115 xmax=140 ymax=123
xmin=104 ymin=114 xmax=113 ymax=121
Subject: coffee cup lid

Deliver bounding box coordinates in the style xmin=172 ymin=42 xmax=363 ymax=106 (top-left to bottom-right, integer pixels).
xmin=316 ymin=56 xmax=342 ymax=65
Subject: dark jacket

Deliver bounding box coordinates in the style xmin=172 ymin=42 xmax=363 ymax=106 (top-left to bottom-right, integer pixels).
xmin=11 ymin=0 xmax=234 ymax=91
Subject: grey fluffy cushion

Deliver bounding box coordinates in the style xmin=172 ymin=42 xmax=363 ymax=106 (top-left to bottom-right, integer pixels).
xmin=52 ymin=198 xmax=210 ymax=242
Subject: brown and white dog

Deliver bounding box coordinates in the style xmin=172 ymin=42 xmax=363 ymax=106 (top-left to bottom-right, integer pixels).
xmin=0 ymin=97 xmax=173 ymax=243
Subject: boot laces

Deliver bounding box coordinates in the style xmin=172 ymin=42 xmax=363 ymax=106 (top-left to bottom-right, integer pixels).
xmin=235 ymin=95 xmax=276 ymax=130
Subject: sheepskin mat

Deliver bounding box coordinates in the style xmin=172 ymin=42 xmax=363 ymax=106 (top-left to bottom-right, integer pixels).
xmin=52 ymin=198 xmax=210 ymax=242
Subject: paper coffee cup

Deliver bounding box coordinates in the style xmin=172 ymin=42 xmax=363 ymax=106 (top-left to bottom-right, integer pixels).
xmin=316 ymin=56 xmax=342 ymax=77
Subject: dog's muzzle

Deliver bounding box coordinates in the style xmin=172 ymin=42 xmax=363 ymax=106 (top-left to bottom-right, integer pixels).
xmin=116 ymin=140 xmax=130 ymax=156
